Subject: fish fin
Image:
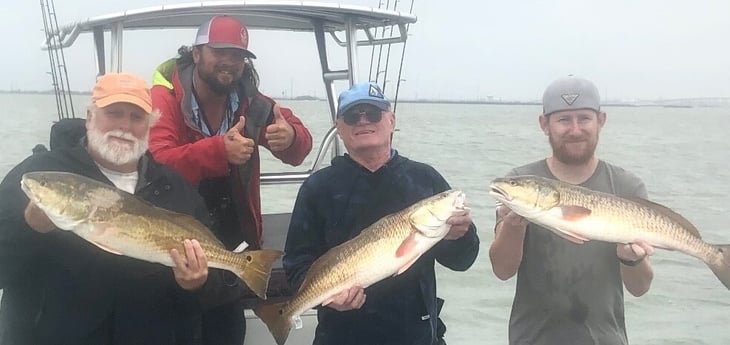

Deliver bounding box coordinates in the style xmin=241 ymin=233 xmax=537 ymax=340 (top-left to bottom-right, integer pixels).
xmin=89 ymin=241 xmax=124 ymax=255
xmin=707 ymin=245 xmax=730 ymax=291
xmin=396 ymin=253 xmax=423 ymax=276
xmin=234 ymin=249 xmax=283 ymax=300
xmin=552 ymin=228 xmax=588 ymax=244
xmin=560 ymin=206 xmax=592 ymax=221
xmin=86 ymin=223 xmax=124 ymax=255
xmin=254 ymin=301 xmax=292 ymax=345
xmin=395 ymin=231 xmax=418 ymax=257
xmin=628 ymin=197 xmax=702 ymax=239
xmin=232 ymin=241 xmax=249 ymax=253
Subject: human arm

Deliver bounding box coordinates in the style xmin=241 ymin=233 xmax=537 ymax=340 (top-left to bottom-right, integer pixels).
xmin=488 ymin=205 xmax=529 ymax=280
xmin=619 ymin=180 xmax=654 ymax=297
xmin=618 ymin=241 xmax=654 ymax=297
xmin=0 ymin=163 xmax=50 ymax=288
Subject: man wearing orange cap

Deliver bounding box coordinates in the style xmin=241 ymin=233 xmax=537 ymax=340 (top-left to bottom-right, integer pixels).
xmin=0 ymin=73 xmax=240 ymax=345
xmin=149 ymin=15 xmax=313 ymax=344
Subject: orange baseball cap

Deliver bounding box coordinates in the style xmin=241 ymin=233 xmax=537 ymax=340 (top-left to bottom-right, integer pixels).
xmin=92 ymin=73 xmax=153 ymax=114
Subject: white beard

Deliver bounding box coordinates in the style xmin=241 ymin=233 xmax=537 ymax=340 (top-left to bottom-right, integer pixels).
xmin=87 ymin=124 xmax=148 ymax=166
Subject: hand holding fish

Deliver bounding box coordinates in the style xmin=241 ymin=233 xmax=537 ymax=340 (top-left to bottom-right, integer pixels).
xmin=617 ymin=241 xmax=655 ymax=263
xmin=497 ymin=205 xmax=528 ymax=229
xmin=24 ymin=200 xmax=55 ymax=233
xmin=170 ymin=239 xmax=209 ymax=291
xmin=444 ymin=207 xmax=472 ymax=240
xmin=323 ymin=286 xmax=366 ymax=312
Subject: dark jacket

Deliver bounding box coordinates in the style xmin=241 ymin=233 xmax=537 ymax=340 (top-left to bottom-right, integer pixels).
xmin=0 ymin=144 xmax=240 ymax=345
xmin=283 ymin=152 xmax=480 ymax=345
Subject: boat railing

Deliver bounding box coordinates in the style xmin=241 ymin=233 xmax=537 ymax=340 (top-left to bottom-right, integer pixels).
xmin=260 ymin=125 xmax=338 ymax=185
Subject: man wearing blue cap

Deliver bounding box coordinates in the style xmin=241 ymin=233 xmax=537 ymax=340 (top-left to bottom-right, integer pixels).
xmin=282 ymin=82 xmax=480 ymax=345
xmin=489 ymin=75 xmax=654 ymax=345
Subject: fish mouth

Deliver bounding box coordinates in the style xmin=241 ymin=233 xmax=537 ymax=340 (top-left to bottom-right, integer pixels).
xmin=453 ymin=191 xmax=466 ymax=209
xmin=489 ymin=185 xmax=511 ymax=202
xmin=20 ymin=177 xmax=34 ymax=201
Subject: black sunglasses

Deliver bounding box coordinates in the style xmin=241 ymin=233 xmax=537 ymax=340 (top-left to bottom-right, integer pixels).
xmin=341 ymin=107 xmax=383 ymax=125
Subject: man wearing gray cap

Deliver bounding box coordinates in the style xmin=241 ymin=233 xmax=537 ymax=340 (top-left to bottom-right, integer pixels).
xmin=489 ymin=75 xmax=654 ymax=345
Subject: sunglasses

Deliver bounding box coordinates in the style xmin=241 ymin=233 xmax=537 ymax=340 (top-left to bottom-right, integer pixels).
xmin=341 ymin=108 xmax=383 ymax=125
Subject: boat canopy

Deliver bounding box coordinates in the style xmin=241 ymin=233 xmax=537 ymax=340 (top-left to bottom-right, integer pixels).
xmin=41 ymin=1 xmax=417 ymax=183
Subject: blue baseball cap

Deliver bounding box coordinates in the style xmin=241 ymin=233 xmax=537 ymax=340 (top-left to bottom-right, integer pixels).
xmin=337 ymin=82 xmax=391 ymax=116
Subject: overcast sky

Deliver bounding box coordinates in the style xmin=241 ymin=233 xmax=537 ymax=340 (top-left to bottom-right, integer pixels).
xmin=1 ymin=0 xmax=728 ymax=101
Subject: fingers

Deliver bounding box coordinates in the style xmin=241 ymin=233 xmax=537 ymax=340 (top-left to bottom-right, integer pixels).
xmin=499 ymin=208 xmax=527 ymax=227
xmin=183 ymin=239 xmax=199 ymax=271
xmin=24 ymin=201 xmax=55 ymax=233
xmin=617 ymin=241 xmax=655 ymax=262
xmin=350 ymin=287 xmax=366 ymax=308
xmin=170 ymin=239 xmax=210 ymax=291
xmin=329 ymin=287 xmax=366 ymax=311
xmin=232 ymin=116 xmax=246 ymax=133
xmin=447 ymin=212 xmax=471 ymax=225
xmin=170 ymin=247 xmax=187 ymax=270
xmin=633 ymin=241 xmax=655 ymax=256
xmin=630 ymin=243 xmax=646 ymax=258
xmin=273 ymin=104 xmax=285 ymax=122
xmin=191 ymin=239 xmax=208 ymax=270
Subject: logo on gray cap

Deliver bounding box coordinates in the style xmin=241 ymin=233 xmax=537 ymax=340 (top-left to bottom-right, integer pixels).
xmin=561 ymin=93 xmax=580 ymax=105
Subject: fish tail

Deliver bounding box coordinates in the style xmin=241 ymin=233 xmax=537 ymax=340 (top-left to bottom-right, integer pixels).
xmin=234 ymin=249 xmax=283 ymax=300
xmin=707 ymin=244 xmax=730 ymax=291
xmin=254 ymin=302 xmax=292 ymax=345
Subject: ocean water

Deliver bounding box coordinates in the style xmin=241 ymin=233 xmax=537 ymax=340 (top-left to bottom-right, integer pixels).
xmin=1 ymin=94 xmax=729 ymax=344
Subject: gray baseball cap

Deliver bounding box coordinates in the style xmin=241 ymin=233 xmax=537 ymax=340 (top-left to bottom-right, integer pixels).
xmin=542 ymin=75 xmax=600 ymax=116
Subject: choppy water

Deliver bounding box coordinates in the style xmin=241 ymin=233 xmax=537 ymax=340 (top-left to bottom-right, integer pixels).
xmin=1 ymin=94 xmax=729 ymax=344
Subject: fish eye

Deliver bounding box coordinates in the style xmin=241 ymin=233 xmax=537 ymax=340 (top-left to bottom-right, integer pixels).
xmin=509 ymin=181 xmax=518 ymax=186
xmin=40 ymin=181 xmax=47 ymax=186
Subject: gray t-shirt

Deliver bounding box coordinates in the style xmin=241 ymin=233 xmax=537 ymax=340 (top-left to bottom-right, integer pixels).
xmin=505 ymin=159 xmax=647 ymax=345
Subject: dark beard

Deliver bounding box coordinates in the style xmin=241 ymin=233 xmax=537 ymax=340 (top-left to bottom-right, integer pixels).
xmin=199 ymin=70 xmax=236 ymax=95
xmin=549 ymin=135 xmax=598 ymax=165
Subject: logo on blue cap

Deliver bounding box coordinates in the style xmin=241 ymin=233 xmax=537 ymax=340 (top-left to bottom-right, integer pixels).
xmin=369 ymin=84 xmax=384 ymax=99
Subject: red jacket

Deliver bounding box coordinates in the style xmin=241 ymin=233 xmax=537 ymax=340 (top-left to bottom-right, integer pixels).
xmin=149 ymin=62 xmax=312 ymax=247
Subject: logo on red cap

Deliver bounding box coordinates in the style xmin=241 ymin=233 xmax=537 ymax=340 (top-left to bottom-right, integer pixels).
xmin=240 ymin=27 xmax=248 ymax=47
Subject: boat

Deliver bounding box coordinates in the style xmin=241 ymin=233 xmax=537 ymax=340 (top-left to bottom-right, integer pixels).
xmin=38 ymin=1 xmax=417 ymax=344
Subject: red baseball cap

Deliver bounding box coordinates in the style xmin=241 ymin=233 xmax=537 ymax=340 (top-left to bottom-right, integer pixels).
xmin=194 ymin=16 xmax=256 ymax=58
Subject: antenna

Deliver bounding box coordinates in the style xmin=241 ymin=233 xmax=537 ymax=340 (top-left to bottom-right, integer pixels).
xmin=40 ymin=0 xmax=76 ymax=119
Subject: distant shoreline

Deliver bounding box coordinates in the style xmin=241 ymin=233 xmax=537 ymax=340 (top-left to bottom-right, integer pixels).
xmin=2 ymin=90 xmax=726 ymax=108
xmin=0 ymin=90 xmax=91 ymax=95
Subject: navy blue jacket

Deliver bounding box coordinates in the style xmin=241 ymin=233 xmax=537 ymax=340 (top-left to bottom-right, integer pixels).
xmin=283 ymin=152 xmax=479 ymax=345
xmin=0 ymin=145 xmax=242 ymax=345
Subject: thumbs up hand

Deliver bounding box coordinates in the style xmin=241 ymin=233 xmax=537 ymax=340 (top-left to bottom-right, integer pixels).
xmin=224 ymin=116 xmax=255 ymax=165
xmin=265 ymin=104 xmax=295 ymax=152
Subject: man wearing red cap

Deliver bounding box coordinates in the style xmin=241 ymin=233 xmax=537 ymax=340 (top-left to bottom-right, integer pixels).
xmin=149 ymin=15 xmax=313 ymax=344
xmin=0 ymin=73 xmax=238 ymax=344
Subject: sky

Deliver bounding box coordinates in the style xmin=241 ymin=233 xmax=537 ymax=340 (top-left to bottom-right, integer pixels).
xmin=1 ymin=0 xmax=729 ymax=102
